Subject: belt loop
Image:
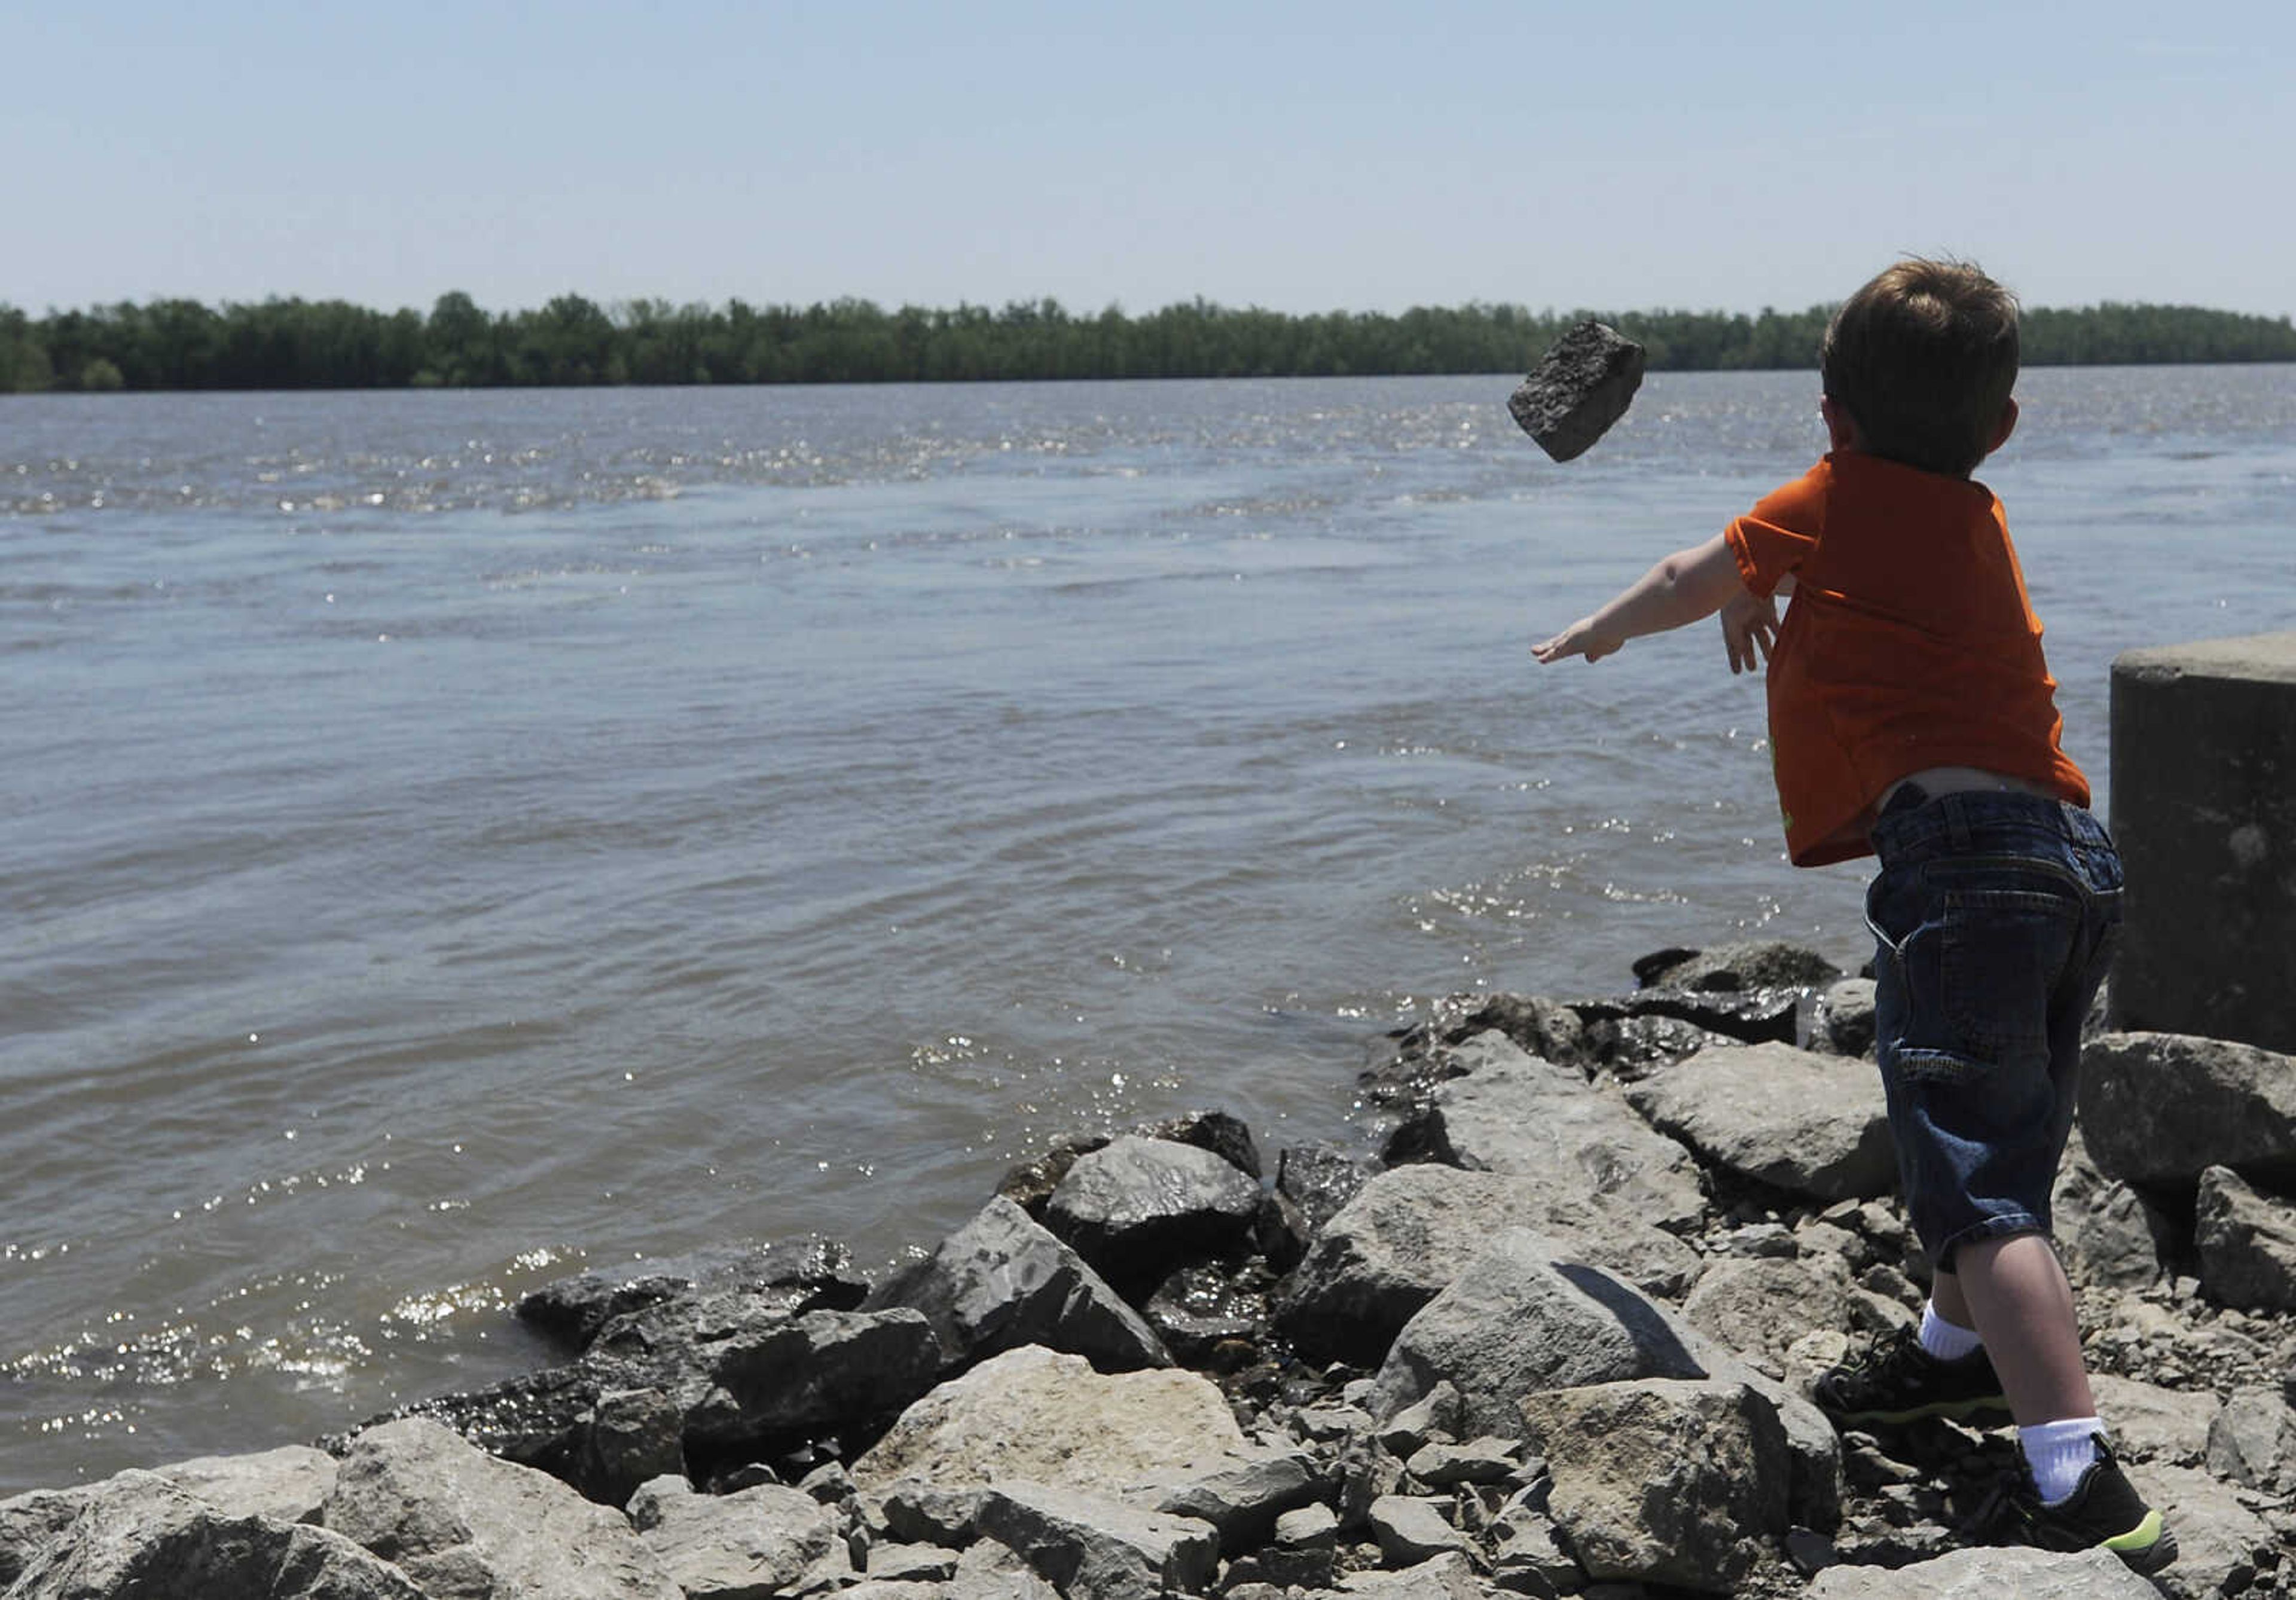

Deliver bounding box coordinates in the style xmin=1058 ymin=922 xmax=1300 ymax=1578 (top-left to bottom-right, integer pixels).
xmin=1945 ymin=793 xmax=1973 ymax=852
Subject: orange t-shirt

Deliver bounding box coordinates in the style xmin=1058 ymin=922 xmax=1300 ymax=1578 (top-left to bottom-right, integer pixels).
xmin=1723 ymin=452 xmax=2089 ymax=866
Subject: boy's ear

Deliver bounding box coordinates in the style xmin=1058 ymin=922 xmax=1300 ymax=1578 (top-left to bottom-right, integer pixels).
xmin=1819 ymin=395 xmax=1861 ymax=453
xmin=1986 ymin=397 xmax=2020 ymax=456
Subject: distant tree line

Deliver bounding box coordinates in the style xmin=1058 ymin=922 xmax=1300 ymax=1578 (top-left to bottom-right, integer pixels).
xmin=4 ymin=292 xmax=2291 ymax=393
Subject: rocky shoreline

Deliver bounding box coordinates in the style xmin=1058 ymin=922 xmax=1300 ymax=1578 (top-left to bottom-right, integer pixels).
xmin=4 ymin=939 xmax=2294 ymax=1598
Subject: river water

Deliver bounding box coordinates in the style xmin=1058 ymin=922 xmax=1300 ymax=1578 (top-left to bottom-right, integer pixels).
xmin=4 ymin=366 xmax=2291 ymax=1492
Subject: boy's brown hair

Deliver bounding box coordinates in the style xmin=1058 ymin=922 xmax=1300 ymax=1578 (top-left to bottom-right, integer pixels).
xmin=1821 ymin=258 xmax=2020 ymax=477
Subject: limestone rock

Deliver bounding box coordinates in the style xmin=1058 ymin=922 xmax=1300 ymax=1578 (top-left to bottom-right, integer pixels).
xmin=1366 ymin=1494 xmax=1465 ymax=1564
xmin=1044 ymin=1136 xmax=1260 ymax=1292
xmin=4 ymin=1470 xmax=422 ymax=1600
xmin=1143 ymin=1450 xmax=1322 ymax=1547
xmin=1273 ymin=1144 xmax=1378 ymax=1234
xmin=861 ymin=1196 xmax=1170 ymax=1373
xmin=864 ymin=1541 xmax=960 ymax=1582
xmin=2206 ymin=1386 xmax=2296 ymax=1491
xmin=596 ymin=1303 xmax=945 ymax=1452
xmin=581 ymin=1385 xmax=687 ymax=1507
xmin=2124 ymin=1461 xmax=2281 ymax=1600
xmin=1808 ymin=977 xmax=1879 ymax=1058
xmin=1403 ymin=1438 xmax=1518 ymax=1488
xmin=516 ymin=1236 xmax=868 ymax=1353
xmin=625 ymin=1473 xmax=838 ymax=1600
xmin=2079 ymin=1031 xmax=2296 ymax=1189
xmin=1507 ymin=320 xmax=1645 ymax=463
xmin=1388 ymin=1033 xmax=1706 ymax=1230
xmin=149 ymin=1443 xmax=338 ymax=1526
xmin=1572 ymin=987 xmax=1805 ymax=1052
xmin=1516 ymin=1379 xmax=1793 ymax=1593
xmin=851 ymin=1346 xmax=1244 ymax=1496
xmin=0 ymin=1487 xmax=91 ymax=1588
xmin=2196 ymin=1164 xmax=2296 ymax=1310
xmin=1681 ymin=1253 xmax=1854 ymax=1367
xmin=1134 ymin=1109 xmax=1262 ymax=1181
xmin=973 ymin=1480 xmax=1217 ymax=1600
xmin=1626 ymin=1041 xmax=1895 ymax=1202
xmin=1273 ymin=1165 xmax=1701 ymax=1366
xmin=1638 ymin=940 xmax=1842 ymax=993
xmin=1365 ymin=1231 xmax=1710 ymax=1437
xmin=323 ymin=1416 xmax=680 ymax=1598
xmin=2051 ymin=1129 xmax=2170 ymax=1290
xmin=946 ymin=1537 xmax=1062 ymax=1600
xmin=2088 ymin=1375 xmax=2221 ymax=1465
xmin=874 ymin=1480 xmax=985 ymax=1546
xmin=1335 ymin=1548 xmax=1488 ymax=1600
xmin=1804 ymin=1543 xmax=2161 ymax=1596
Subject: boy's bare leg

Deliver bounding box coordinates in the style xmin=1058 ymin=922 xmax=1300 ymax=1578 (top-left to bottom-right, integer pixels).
xmin=1931 ymin=1233 xmax=2096 ymax=1424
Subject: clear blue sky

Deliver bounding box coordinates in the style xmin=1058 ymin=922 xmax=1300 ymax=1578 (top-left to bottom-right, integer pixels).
xmin=6 ymin=1 xmax=2291 ymax=319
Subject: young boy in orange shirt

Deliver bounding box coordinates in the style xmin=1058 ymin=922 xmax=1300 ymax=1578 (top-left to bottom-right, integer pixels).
xmin=1533 ymin=259 xmax=2172 ymax=1573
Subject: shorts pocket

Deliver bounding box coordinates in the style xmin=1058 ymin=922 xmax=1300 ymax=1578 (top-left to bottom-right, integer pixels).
xmin=1937 ymin=887 xmax=2081 ymax=1060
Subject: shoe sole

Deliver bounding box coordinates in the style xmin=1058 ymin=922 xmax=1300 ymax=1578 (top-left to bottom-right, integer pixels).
xmin=1819 ymin=1393 xmax=2013 ymax=1427
xmin=2105 ymin=1513 xmax=2176 ymax=1575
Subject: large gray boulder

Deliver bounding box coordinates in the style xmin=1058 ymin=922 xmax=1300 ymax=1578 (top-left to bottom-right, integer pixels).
xmin=2080 ymin=1032 xmax=2296 ymax=1189
xmin=5 ymin=1471 xmax=423 ymax=1600
xmin=1 ymin=1488 xmax=90 ymax=1589
xmin=152 ymin=1444 xmax=339 ymax=1526
xmin=1364 ymin=1231 xmax=1709 ymax=1437
xmin=1805 ymin=1544 xmax=2162 ymax=1597
xmin=2124 ymin=1461 xmax=2282 ymax=1600
xmin=1272 ymin=1165 xmax=1701 ymax=1366
xmin=2 ymin=1447 xmax=343 ymax=1588
xmin=323 ymin=1416 xmax=681 ymax=1599
xmin=1680 ymin=1252 xmax=1854 ymax=1366
xmin=592 ymin=1302 xmax=945 ymax=1453
xmin=1516 ymin=1379 xmax=1793 ymax=1593
xmin=1626 ymin=1041 xmax=1895 ymax=1201
xmin=1394 ymin=1032 xmax=1706 ymax=1229
xmin=516 ymin=1236 xmax=868 ymax=1353
xmin=1044 ymin=1137 xmax=1260 ymax=1291
xmin=862 ymin=1196 xmax=1170 ymax=1373
xmin=851 ymin=1346 xmax=1245 ymax=1497
xmin=625 ymin=1473 xmax=839 ymax=1600
xmin=2196 ymin=1164 xmax=2296 ymax=1310
xmin=373 ymin=1302 xmax=942 ymax=1492
xmin=2088 ymin=1374 xmax=2222 ymax=1467
xmin=2051 ymin=1129 xmax=2170 ymax=1289
xmin=973 ymin=1482 xmax=1218 ymax=1600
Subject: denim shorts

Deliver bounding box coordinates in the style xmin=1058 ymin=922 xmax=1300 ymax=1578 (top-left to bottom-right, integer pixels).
xmin=1863 ymin=785 xmax=2123 ymax=1269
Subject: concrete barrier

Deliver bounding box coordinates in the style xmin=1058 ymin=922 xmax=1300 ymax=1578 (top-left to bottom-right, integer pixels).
xmin=2109 ymin=631 xmax=2296 ymax=1052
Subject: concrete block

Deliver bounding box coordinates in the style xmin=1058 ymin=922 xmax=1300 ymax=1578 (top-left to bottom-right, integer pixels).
xmin=2109 ymin=632 xmax=2296 ymax=1052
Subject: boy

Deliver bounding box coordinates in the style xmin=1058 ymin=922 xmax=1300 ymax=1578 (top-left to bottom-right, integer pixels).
xmin=1532 ymin=259 xmax=2172 ymax=1574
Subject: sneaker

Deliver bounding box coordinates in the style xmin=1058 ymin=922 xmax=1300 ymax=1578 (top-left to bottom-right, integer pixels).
xmin=1970 ymin=1438 xmax=2178 ymax=1575
xmin=1813 ymin=1326 xmax=2012 ymax=1426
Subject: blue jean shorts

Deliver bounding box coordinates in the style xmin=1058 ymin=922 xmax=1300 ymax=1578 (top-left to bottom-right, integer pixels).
xmin=1864 ymin=785 xmax=2123 ymax=1269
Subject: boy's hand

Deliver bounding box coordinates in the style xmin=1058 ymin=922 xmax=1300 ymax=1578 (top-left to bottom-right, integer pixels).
xmin=1532 ymin=617 xmax=1624 ymax=664
xmin=1718 ymin=590 xmax=1778 ymax=675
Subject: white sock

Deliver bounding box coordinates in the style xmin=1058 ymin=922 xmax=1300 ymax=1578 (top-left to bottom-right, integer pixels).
xmin=1918 ymin=1302 xmax=1983 ymax=1361
xmin=2020 ymin=1417 xmax=2105 ymax=1505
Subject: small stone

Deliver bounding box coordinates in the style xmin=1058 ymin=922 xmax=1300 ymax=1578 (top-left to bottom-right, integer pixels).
xmin=1274 ymin=1502 xmax=1341 ymax=1548
xmin=1367 ymin=1494 xmax=1465 ymax=1564
xmin=1405 ymin=1438 xmax=1521 ymax=1487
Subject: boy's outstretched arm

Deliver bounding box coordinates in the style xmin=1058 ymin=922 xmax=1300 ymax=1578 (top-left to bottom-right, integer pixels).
xmin=1533 ymin=532 xmax=1752 ymax=665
